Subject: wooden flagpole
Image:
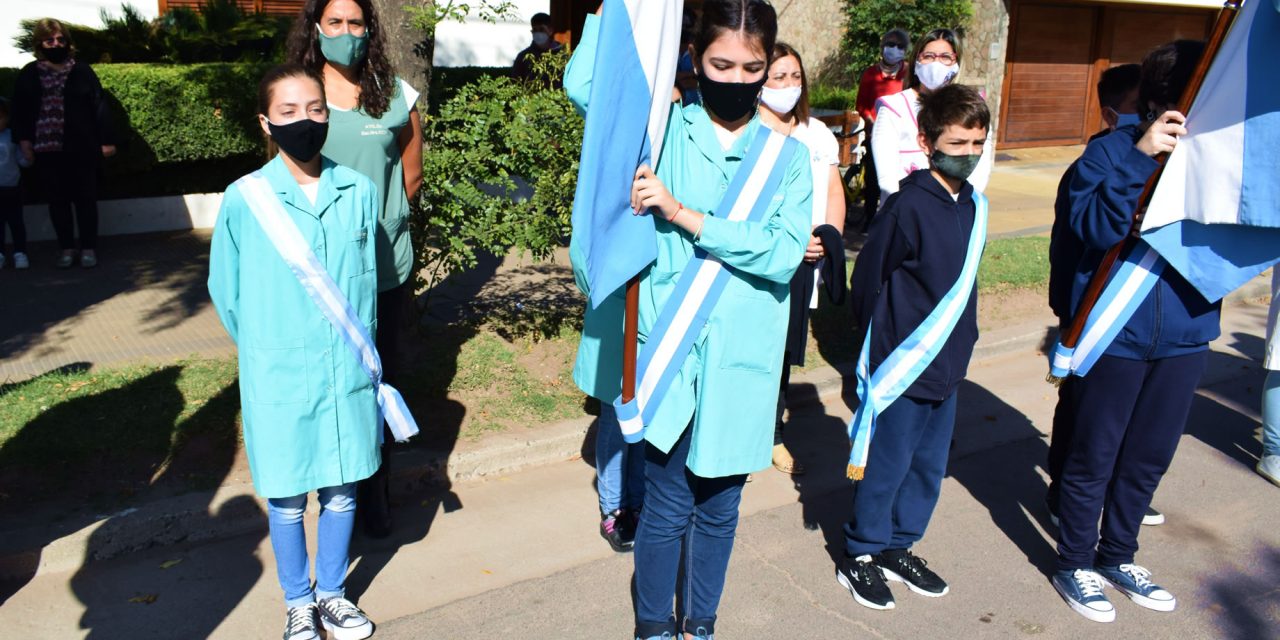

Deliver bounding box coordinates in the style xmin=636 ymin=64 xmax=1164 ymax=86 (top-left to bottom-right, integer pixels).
xmin=1048 ymin=0 xmax=1241 ymax=385
xmin=622 ymin=274 xmax=640 ymax=403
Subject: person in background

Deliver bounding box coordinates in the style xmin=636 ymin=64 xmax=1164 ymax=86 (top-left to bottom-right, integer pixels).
xmin=512 ymin=12 xmax=563 ymax=84
xmin=675 ymin=6 xmax=701 ymax=105
xmin=208 ymin=64 xmax=381 ymax=640
xmin=1259 ymin=269 xmax=1280 ymax=487
xmin=1046 ymin=63 xmax=1166 ymax=528
xmin=757 ymin=42 xmax=847 ymax=475
xmin=287 ymin=0 xmax=425 ymax=539
xmin=12 ymin=18 xmax=115 ymax=269
xmin=869 ymin=28 xmax=992 ymax=205
xmin=854 ymin=28 xmax=910 ymax=233
xmin=0 ymin=97 xmax=31 ymax=270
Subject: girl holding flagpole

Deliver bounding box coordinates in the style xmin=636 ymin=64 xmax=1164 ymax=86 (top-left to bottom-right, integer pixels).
xmin=757 ymin=41 xmax=848 ymax=476
xmin=208 ymin=64 xmax=412 ymax=640
xmin=566 ymin=1 xmax=812 ymax=637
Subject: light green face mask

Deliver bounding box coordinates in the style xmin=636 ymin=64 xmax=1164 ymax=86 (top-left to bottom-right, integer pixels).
xmin=317 ymin=25 xmax=368 ymax=67
xmin=930 ymin=149 xmax=982 ymax=181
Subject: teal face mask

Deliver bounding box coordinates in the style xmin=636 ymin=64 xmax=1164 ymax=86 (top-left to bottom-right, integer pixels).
xmin=317 ymin=26 xmax=368 ymax=67
xmin=930 ymin=149 xmax=982 ymax=181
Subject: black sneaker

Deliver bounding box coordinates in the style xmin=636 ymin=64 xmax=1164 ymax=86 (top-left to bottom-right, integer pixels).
xmin=317 ymin=597 xmax=373 ymax=640
xmin=836 ymin=554 xmax=895 ymax=610
xmin=1142 ymin=506 xmax=1165 ymax=526
xmin=874 ymin=549 xmax=949 ymax=597
xmin=282 ymin=603 xmax=319 ymax=640
xmin=601 ymin=509 xmax=635 ymax=552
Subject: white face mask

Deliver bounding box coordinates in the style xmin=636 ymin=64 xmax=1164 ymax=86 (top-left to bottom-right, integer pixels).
xmin=760 ymin=85 xmax=802 ymax=114
xmin=914 ymin=61 xmax=958 ymax=91
xmin=532 ymin=32 xmax=551 ymax=47
xmin=882 ymin=46 xmax=905 ymax=65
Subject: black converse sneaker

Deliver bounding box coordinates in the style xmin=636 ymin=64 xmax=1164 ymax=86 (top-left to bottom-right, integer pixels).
xmin=874 ymin=549 xmax=949 ymax=597
xmin=317 ymin=596 xmax=373 ymax=640
xmin=282 ymin=603 xmax=319 ymax=640
xmin=836 ymin=554 xmax=895 ymax=610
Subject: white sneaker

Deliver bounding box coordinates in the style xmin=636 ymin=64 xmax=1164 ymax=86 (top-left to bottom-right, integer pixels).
xmin=1258 ymin=454 xmax=1280 ymax=487
xmin=317 ymin=596 xmax=373 ymax=640
xmin=13 ymin=252 xmax=28 ymax=269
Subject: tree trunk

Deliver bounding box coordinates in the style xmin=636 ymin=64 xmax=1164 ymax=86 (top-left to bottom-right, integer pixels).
xmin=370 ymin=0 xmax=435 ymax=108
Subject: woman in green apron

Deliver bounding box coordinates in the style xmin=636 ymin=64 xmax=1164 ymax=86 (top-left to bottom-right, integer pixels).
xmin=287 ymin=0 xmax=425 ymax=538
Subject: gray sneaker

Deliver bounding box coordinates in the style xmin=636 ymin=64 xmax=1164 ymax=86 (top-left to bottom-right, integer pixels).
xmin=317 ymin=596 xmax=373 ymax=640
xmin=1258 ymin=454 xmax=1280 ymax=487
xmin=282 ymin=603 xmax=319 ymax=640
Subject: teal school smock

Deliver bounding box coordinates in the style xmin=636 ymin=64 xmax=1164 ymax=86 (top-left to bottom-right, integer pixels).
xmin=566 ymin=15 xmax=813 ymax=477
xmin=207 ymin=155 xmax=382 ymax=498
xmin=322 ymin=79 xmax=420 ymax=292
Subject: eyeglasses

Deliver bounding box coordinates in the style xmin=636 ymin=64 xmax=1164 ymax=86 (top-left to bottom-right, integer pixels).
xmin=42 ymin=36 xmax=68 ymax=46
xmin=917 ymin=52 xmax=957 ymax=65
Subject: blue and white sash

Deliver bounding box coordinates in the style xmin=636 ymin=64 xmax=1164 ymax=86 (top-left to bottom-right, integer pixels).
xmin=846 ymin=192 xmax=988 ymax=480
xmin=1048 ymin=240 xmax=1165 ymax=379
xmin=615 ymin=128 xmax=801 ymax=442
xmin=236 ymin=172 xmax=419 ymax=443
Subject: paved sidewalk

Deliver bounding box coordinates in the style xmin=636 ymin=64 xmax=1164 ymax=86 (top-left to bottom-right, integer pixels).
xmin=0 ymin=301 xmax=1273 ymax=638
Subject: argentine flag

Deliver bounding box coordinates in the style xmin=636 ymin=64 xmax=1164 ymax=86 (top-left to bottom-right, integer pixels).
xmin=1142 ymin=0 xmax=1280 ymax=302
xmin=570 ymin=0 xmax=684 ymax=308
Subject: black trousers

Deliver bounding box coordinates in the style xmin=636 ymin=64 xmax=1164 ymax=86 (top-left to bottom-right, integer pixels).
xmin=0 ymin=186 xmax=25 ymax=253
xmin=1055 ymin=352 xmax=1207 ymax=571
xmin=34 ymin=151 xmax=100 ymax=251
xmin=357 ymin=282 xmax=408 ymax=530
xmin=860 ymin=137 xmax=880 ymax=231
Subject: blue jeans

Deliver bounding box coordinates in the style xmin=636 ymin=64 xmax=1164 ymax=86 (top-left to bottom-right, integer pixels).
xmin=843 ymin=392 xmax=957 ymax=558
xmin=1263 ymin=370 xmax=1280 ymax=457
xmin=595 ymin=403 xmax=646 ymax=514
xmin=633 ymin=424 xmax=746 ymax=638
xmin=267 ymin=483 xmax=357 ymax=608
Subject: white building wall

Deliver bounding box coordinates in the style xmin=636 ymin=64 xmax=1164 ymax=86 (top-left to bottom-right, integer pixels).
xmin=432 ymin=0 xmax=549 ymax=68
xmin=1 ymin=0 xmax=158 ymax=68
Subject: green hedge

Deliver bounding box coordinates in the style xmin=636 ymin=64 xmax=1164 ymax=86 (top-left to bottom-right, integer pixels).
xmin=0 ymin=63 xmax=517 ymax=198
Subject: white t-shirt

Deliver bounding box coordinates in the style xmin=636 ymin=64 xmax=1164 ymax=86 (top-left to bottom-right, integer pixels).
xmin=299 ymin=181 xmax=320 ymax=207
xmin=791 ymin=118 xmax=841 ymax=308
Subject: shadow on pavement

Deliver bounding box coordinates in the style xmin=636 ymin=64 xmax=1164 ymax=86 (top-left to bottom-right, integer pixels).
xmin=0 ymin=231 xmax=215 ymax=365
xmin=1203 ymin=544 xmax=1280 ymax=639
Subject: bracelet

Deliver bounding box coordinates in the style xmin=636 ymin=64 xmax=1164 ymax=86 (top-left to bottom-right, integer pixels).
xmin=667 ymin=201 xmax=683 ymax=223
xmin=692 ymin=214 xmax=705 ymax=240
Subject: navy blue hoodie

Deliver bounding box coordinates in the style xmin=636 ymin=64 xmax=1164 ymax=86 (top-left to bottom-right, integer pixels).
xmin=850 ymin=169 xmax=980 ymax=402
xmin=1054 ymin=125 xmax=1221 ymax=360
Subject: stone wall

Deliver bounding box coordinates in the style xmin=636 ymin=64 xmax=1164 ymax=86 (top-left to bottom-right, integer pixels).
xmin=774 ymin=0 xmax=856 ymax=86
xmin=961 ymin=0 xmax=1012 ymax=145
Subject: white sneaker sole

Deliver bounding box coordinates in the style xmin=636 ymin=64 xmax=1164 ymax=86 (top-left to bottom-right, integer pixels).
xmin=880 ymin=567 xmax=950 ymax=597
xmin=1101 ymin=578 xmax=1177 ymax=612
xmin=1053 ymin=579 xmax=1116 ymax=623
xmin=1141 ymin=512 xmax=1165 ymax=526
xmin=321 ymin=619 xmax=373 ymax=640
xmin=1258 ymin=463 xmax=1280 ymax=488
xmin=836 ymin=569 xmax=895 ymax=610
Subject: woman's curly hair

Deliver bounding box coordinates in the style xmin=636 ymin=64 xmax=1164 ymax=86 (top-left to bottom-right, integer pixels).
xmin=286 ymin=0 xmax=395 ymax=118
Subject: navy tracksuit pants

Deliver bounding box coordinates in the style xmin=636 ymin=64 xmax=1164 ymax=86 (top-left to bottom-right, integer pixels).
xmin=1055 ymin=352 xmax=1207 ymax=571
xmin=844 ymin=392 xmax=957 ymax=558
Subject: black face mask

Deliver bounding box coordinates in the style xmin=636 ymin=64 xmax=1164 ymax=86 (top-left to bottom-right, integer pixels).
xmin=267 ymin=118 xmax=328 ymax=162
xmin=696 ymin=74 xmax=766 ymax=123
xmin=43 ymin=46 xmax=70 ymax=64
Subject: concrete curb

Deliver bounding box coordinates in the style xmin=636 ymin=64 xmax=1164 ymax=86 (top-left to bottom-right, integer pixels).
xmin=2 ymin=273 xmax=1270 ymax=583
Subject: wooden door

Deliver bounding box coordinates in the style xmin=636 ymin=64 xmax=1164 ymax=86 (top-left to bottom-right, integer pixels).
xmin=999 ymin=3 xmax=1100 ymax=148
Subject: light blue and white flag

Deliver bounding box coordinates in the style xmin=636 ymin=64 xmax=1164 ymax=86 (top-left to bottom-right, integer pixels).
xmin=237 ymin=173 xmax=419 ymax=443
xmin=616 ymin=129 xmax=801 ymax=442
xmin=846 ymin=193 xmax=988 ymax=479
xmin=571 ymin=0 xmax=683 ymax=308
xmin=1142 ymin=0 xmax=1280 ymax=303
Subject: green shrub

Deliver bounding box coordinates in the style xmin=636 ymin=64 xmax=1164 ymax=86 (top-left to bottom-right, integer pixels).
xmin=841 ymin=0 xmax=973 ymax=77
xmin=427 ymin=66 xmax=509 ymax=113
xmin=413 ymin=51 xmax=580 ymax=290
xmin=810 ymin=84 xmax=860 ymax=111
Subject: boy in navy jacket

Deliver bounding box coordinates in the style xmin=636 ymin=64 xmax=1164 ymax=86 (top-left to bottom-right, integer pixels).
xmin=836 ymin=84 xmax=989 ymax=612
xmin=1050 ymin=40 xmax=1220 ymax=624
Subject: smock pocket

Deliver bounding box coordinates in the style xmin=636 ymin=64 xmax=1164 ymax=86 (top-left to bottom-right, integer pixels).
xmin=348 ymin=228 xmax=374 ymax=276
xmin=244 ymin=343 xmax=309 ymax=405
xmin=717 ymin=287 xmax=785 ymax=373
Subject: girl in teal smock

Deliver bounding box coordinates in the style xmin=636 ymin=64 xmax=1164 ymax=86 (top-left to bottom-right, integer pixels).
xmin=566 ymin=2 xmax=811 ymax=636
xmin=207 ymin=65 xmax=378 ymax=640
xmin=286 ymin=0 xmax=426 ymax=539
